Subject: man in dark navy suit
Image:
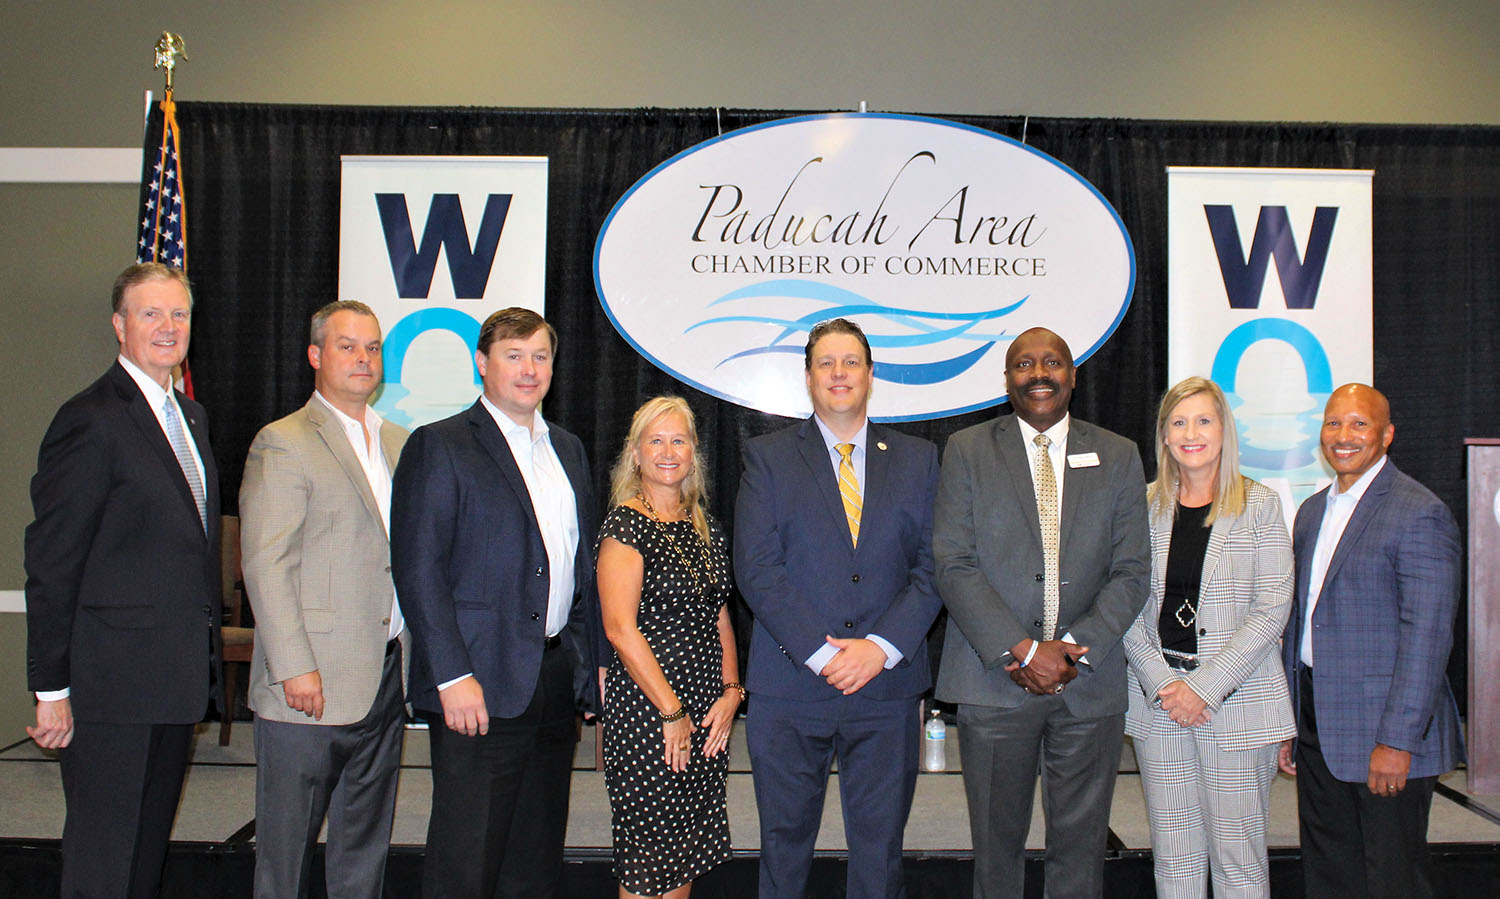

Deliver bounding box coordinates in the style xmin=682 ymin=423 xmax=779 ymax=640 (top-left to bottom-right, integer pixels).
xmin=734 ymin=318 xmax=943 ymax=898
xmin=1279 ymin=383 xmax=1463 ymax=899
xmin=391 ymin=307 xmax=601 ymax=899
xmin=25 ymin=262 xmax=221 ymax=899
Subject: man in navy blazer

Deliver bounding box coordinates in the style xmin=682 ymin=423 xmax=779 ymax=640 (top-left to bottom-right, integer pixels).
xmin=735 ymin=318 xmax=943 ymax=898
xmin=391 ymin=307 xmax=601 ymax=898
xmin=1279 ymin=383 xmax=1462 ymax=898
xmin=25 ymin=263 xmax=221 ymax=898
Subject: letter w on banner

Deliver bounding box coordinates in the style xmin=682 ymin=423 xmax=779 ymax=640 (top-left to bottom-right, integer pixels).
xmin=1167 ymin=167 xmax=1372 ymax=527
xmin=339 ymin=156 xmax=549 ymax=429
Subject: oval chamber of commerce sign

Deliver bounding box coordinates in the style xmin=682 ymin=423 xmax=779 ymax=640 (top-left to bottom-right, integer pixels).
xmin=594 ymin=113 xmax=1135 ymax=421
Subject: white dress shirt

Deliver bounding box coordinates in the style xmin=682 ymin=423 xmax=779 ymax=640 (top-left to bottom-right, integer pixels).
xmin=1015 ymin=414 xmax=1085 ymax=661
xmin=804 ymin=414 xmax=902 ymax=675
xmin=119 ymin=354 xmax=206 ymax=489
xmin=313 ymin=391 xmax=403 ymax=642
xmin=1300 ymin=455 xmax=1388 ymax=668
xmin=439 ymin=399 xmax=581 ymax=694
xmin=481 ymin=396 xmax=580 ymax=638
xmin=1017 ymin=413 xmax=1069 ymax=512
xmin=35 ymin=357 xmax=207 ymax=703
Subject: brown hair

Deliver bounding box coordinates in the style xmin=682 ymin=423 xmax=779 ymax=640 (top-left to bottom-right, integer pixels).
xmin=477 ymin=307 xmax=557 ymax=355
xmin=804 ymin=318 xmax=872 ymax=370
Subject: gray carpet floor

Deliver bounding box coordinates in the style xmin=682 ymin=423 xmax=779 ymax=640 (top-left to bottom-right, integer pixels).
xmin=3 ymin=720 xmax=1498 ymax=852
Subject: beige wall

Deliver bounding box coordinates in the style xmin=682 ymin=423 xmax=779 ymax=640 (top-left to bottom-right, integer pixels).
xmin=8 ymin=0 xmax=1500 ymax=146
xmin=0 ymin=619 xmax=28 ymax=738
xmin=3 ymin=0 xmax=1499 ymax=731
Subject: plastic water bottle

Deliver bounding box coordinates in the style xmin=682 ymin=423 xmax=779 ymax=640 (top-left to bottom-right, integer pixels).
xmin=922 ymin=708 xmax=947 ymax=771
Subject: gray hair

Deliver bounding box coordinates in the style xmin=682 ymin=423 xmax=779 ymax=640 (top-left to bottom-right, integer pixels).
xmin=309 ymin=300 xmax=377 ymax=347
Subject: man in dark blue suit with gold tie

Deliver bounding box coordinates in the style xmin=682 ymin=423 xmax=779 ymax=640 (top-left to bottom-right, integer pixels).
xmin=734 ymin=318 xmax=943 ymax=898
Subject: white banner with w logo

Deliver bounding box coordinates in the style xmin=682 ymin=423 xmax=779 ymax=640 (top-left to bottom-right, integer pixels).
xmin=1167 ymin=167 xmax=1372 ymax=523
xmin=339 ymin=156 xmax=549 ymax=429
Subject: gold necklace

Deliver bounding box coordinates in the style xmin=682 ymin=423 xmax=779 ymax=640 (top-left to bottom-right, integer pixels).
xmin=637 ymin=493 xmax=713 ymax=591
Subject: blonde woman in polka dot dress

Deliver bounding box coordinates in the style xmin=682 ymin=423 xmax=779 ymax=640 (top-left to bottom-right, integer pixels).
xmin=598 ymin=396 xmax=741 ymax=898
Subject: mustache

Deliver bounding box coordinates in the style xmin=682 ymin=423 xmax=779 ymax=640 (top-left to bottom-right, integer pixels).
xmin=1021 ymin=377 xmax=1059 ymax=392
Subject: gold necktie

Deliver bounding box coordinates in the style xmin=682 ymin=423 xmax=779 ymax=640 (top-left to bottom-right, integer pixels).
xmin=1033 ymin=433 xmax=1059 ymax=640
xmin=836 ymin=442 xmax=861 ymax=547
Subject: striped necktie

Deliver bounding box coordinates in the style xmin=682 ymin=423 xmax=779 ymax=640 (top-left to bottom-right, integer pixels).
xmin=1033 ymin=433 xmax=1059 ymax=640
xmin=163 ymin=396 xmax=207 ymax=534
xmin=835 ymin=442 xmax=862 ymax=547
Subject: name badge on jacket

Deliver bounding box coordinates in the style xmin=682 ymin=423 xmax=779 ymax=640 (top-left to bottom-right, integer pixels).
xmin=1067 ymin=452 xmax=1100 ymax=468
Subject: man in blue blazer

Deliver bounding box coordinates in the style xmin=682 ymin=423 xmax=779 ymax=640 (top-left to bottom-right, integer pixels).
xmin=25 ymin=263 xmax=221 ymax=898
xmin=1279 ymin=383 xmax=1462 ymax=899
xmin=735 ymin=318 xmax=943 ymax=898
xmin=391 ymin=307 xmax=602 ymax=899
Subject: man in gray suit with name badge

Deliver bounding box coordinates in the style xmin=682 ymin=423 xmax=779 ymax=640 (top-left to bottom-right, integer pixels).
xmin=240 ymin=301 xmax=409 ymax=898
xmin=934 ymin=327 xmax=1149 ymax=898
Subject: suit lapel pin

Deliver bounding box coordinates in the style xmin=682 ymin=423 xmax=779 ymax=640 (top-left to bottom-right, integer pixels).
xmin=876 ymin=441 xmax=887 ymax=451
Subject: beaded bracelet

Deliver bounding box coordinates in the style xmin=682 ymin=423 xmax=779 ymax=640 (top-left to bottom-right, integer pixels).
xmin=660 ymin=705 xmax=688 ymax=722
xmin=723 ymin=682 xmax=747 ymax=702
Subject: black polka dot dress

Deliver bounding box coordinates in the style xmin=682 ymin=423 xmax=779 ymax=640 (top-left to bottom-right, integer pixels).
xmin=600 ymin=505 xmax=733 ymax=895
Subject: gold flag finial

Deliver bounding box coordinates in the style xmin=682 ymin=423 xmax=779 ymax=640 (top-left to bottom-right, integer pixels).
xmin=153 ymin=32 xmax=188 ymax=94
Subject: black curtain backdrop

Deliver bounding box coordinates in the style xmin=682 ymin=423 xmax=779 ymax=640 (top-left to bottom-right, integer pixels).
xmin=156 ymin=103 xmax=1500 ymax=706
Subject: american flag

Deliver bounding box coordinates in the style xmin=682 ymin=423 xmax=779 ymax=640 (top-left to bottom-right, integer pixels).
xmin=136 ymin=94 xmax=187 ymax=269
xmin=136 ymin=93 xmax=193 ymax=394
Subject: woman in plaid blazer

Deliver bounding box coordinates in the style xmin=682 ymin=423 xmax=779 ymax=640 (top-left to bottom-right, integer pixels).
xmin=1122 ymin=377 xmax=1297 ymax=899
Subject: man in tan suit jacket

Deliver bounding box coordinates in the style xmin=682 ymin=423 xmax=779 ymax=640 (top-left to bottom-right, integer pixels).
xmin=240 ymin=301 xmax=409 ymax=899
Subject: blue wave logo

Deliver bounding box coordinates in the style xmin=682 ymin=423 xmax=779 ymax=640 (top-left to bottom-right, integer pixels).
xmin=684 ymin=279 xmax=1026 ymax=386
xmin=1212 ymin=318 xmax=1332 ymax=471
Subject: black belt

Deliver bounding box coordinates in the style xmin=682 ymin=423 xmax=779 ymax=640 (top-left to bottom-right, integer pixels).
xmin=543 ymin=634 xmax=563 ymax=651
xmin=1163 ymin=650 xmax=1199 ymax=671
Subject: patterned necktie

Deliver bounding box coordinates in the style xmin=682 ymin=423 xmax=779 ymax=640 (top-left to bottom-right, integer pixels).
xmin=1033 ymin=433 xmax=1059 ymax=640
xmin=163 ymin=396 xmax=207 ymax=534
xmin=836 ymin=442 xmax=862 ymax=547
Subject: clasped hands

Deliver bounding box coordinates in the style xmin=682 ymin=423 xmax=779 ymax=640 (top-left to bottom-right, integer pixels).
xmin=1155 ymin=679 xmax=1210 ymax=727
xmin=660 ymin=691 xmax=741 ymax=772
xmin=1005 ymin=639 xmax=1088 ymax=694
xmin=822 ymin=635 xmax=887 ymax=695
